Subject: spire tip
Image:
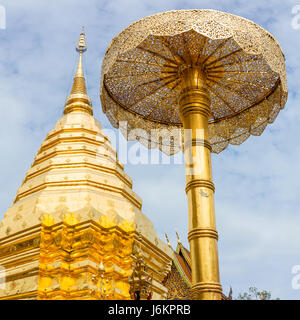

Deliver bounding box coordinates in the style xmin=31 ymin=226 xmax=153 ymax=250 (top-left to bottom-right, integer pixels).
xmin=64 ymin=27 xmax=92 ymax=115
xmin=175 ymin=230 xmax=181 ymax=244
xmin=76 ymin=26 xmax=87 ymax=53
xmin=165 ymin=232 xmax=172 ymax=248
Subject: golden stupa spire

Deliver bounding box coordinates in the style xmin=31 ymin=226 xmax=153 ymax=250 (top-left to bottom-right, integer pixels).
xmin=64 ymin=27 xmax=93 ymax=115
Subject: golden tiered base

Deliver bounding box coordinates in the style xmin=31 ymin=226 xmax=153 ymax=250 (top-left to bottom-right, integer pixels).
xmin=0 ymin=213 xmax=171 ymax=300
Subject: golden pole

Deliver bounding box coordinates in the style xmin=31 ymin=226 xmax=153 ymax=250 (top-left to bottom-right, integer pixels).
xmin=179 ymin=67 xmax=222 ymax=300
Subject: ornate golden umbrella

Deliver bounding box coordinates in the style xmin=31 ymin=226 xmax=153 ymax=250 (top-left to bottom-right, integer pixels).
xmin=100 ymin=9 xmax=287 ymax=300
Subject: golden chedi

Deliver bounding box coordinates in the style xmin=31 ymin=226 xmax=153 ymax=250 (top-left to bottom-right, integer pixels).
xmin=0 ymin=29 xmax=173 ymax=300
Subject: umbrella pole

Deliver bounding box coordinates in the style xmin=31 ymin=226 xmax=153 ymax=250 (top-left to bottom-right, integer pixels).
xmin=179 ymin=67 xmax=222 ymax=300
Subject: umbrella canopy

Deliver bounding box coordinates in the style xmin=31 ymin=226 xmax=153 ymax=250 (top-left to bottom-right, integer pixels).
xmin=101 ymin=9 xmax=287 ymax=154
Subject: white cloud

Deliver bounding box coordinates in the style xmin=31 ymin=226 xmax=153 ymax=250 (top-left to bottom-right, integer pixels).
xmin=0 ymin=0 xmax=299 ymax=299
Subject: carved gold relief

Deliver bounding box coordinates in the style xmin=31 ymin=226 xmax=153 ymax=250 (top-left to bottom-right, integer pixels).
xmin=37 ymin=217 xmax=135 ymax=300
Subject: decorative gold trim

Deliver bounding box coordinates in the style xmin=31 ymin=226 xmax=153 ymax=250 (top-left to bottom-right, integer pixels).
xmin=185 ymin=179 xmax=215 ymax=193
xmin=183 ymin=139 xmax=212 ymax=152
xmin=15 ymin=179 xmax=142 ymax=209
xmin=188 ymin=228 xmax=218 ymax=241
xmin=24 ymin=162 xmax=132 ymax=189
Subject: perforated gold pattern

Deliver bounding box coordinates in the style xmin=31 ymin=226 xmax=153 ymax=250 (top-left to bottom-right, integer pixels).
xmin=100 ymin=9 xmax=287 ymax=154
xmin=164 ymin=264 xmax=192 ymax=300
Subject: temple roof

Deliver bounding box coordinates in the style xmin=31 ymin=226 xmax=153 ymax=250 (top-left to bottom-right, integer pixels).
xmin=174 ymin=242 xmax=192 ymax=286
xmin=164 ymin=235 xmax=228 ymax=300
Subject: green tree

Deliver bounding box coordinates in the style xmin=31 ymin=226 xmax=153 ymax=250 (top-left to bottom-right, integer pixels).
xmin=236 ymin=286 xmax=279 ymax=300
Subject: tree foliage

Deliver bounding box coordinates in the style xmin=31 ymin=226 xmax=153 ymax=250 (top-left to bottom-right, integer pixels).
xmin=236 ymin=286 xmax=279 ymax=300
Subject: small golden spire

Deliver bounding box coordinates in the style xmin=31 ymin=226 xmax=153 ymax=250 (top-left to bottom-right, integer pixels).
xmin=175 ymin=230 xmax=181 ymax=244
xmin=165 ymin=232 xmax=172 ymax=248
xmin=77 ymin=26 xmax=87 ymax=51
xmin=64 ymin=27 xmax=93 ymax=115
xmin=98 ymin=261 xmax=105 ymax=274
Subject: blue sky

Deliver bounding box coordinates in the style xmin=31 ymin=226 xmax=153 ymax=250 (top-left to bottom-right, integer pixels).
xmin=0 ymin=0 xmax=299 ymax=299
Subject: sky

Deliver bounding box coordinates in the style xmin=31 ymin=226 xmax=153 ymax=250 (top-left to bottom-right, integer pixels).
xmin=0 ymin=0 xmax=299 ymax=299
